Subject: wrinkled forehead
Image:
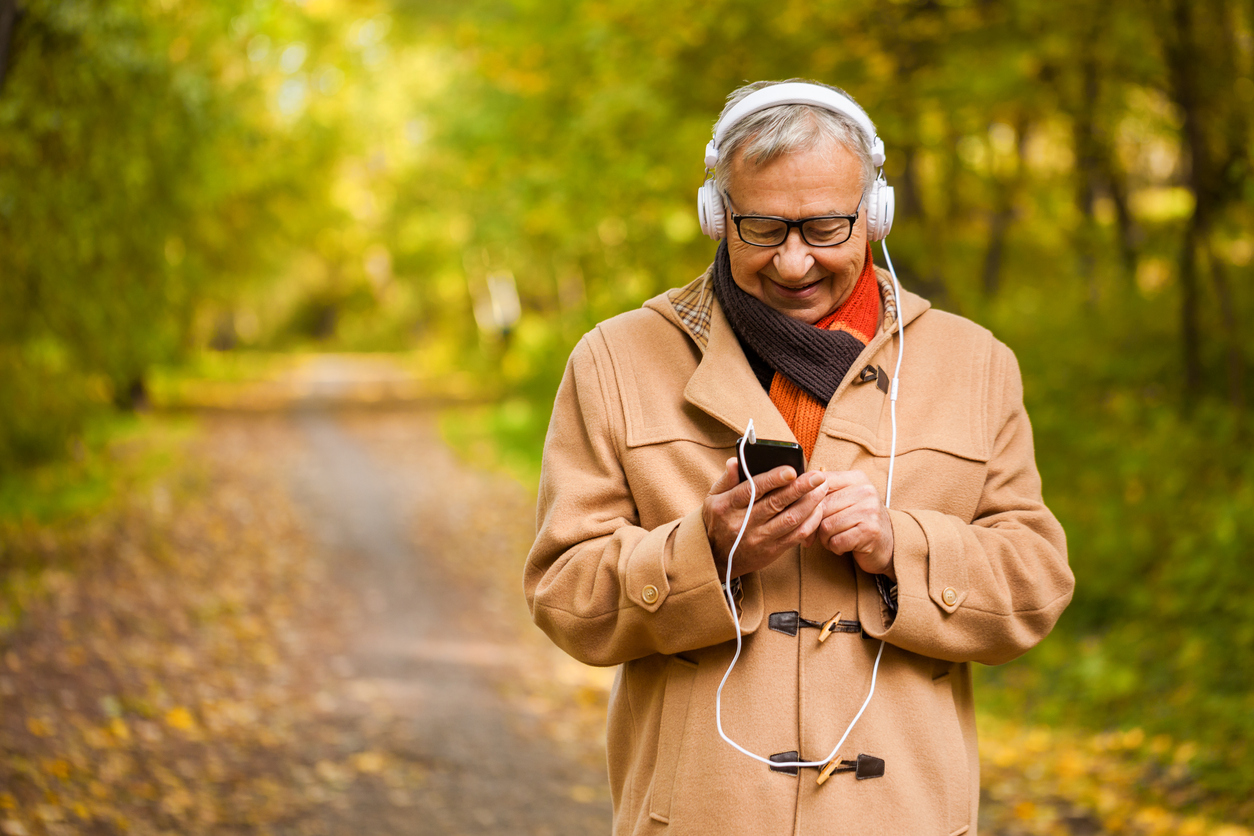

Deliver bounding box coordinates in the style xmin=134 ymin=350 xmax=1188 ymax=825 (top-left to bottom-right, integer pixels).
xmin=723 ymin=134 xmax=866 ymax=196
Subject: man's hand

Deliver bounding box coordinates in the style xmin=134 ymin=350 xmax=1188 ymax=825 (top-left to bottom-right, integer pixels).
xmin=815 ymin=470 xmax=895 ymax=580
xmin=703 ymin=458 xmax=829 ymax=580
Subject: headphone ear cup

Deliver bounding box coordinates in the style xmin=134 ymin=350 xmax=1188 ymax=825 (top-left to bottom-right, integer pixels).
xmin=697 ymin=180 xmax=726 ymax=240
xmin=866 ymin=179 xmax=895 ymax=242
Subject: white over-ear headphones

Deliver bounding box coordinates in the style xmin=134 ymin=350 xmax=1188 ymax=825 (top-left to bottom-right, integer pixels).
xmin=696 ymin=82 xmax=895 ymax=243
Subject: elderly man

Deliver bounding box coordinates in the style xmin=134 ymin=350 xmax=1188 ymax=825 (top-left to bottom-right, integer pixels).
xmin=525 ymin=79 xmax=1073 ymax=835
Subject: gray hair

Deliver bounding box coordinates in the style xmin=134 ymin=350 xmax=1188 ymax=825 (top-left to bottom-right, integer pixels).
xmin=713 ymin=79 xmax=876 ymax=198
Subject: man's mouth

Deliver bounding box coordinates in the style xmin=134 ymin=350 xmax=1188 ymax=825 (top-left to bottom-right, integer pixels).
xmin=771 ymin=278 xmax=821 ymax=295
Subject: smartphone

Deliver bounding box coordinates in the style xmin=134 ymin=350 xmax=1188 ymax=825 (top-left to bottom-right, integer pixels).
xmin=735 ymin=437 xmax=806 ymax=483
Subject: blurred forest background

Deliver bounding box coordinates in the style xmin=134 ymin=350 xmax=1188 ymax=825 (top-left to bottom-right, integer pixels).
xmin=1 ymin=0 xmax=1252 ymax=826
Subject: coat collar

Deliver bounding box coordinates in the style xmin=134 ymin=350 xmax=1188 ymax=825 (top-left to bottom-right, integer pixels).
xmin=643 ymin=263 xmax=932 ymax=438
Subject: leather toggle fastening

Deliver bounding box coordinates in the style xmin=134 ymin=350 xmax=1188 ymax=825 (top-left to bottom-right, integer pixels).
xmin=768 ymin=751 xmax=800 ymax=776
xmin=854 ymin=365 xmax=890 ymax=394
xmin=818 ymin=612 xmax=842 ymax=643
xmin=817 ymin=754 xmax=886 ymax=785
xmin=770 ymin=751 xmax=886 ymax=783
xmin=769 ymin=611 xmax=861 ymax=638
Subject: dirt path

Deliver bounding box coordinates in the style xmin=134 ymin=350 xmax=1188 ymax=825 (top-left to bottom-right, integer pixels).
xmin=286 ymin=406 xmax=612 ymax=834
xmin=0 ymin=355 xmax=612 ymax=836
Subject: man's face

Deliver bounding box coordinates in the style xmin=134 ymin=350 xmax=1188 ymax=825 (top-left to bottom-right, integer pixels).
xmin=724 ymin=142 xmax=868 ymax=326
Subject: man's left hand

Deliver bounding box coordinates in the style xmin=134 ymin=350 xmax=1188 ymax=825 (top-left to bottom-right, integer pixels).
xmin=814 ymin=470 xmax=895 ymax=580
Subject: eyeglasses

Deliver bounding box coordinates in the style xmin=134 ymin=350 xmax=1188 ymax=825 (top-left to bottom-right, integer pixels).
xmin=726 ymin=190 xmax=863 ymax=248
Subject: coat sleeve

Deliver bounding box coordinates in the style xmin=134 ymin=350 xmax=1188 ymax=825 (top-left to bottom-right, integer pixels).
xmin=524 ymin=330 xmax=765 ymax=667
xmin=857 ymin=340 xmax=1073 ymax=665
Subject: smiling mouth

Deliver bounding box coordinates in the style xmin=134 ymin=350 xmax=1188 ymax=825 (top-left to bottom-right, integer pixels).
xmin=772 ymin=278 xmax=821 ymax=294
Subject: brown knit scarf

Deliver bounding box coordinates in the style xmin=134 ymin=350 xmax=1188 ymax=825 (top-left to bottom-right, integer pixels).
xmin=712 ymin=240 xmax=881 ymax=459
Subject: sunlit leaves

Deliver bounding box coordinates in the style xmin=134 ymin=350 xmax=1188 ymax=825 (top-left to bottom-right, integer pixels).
xmin=0 ymin=0 xmax=353 ymax=467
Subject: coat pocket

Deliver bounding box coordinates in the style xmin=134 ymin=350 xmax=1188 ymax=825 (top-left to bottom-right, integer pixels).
xmin=834 ymin=432 xmax=990 ymax=525
xmin=647 ymin=655 xmax=698 ymax=825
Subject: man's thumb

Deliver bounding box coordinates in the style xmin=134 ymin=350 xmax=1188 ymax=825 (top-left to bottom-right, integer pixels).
xmin=709 ymin=457 xmax=739 ymax=494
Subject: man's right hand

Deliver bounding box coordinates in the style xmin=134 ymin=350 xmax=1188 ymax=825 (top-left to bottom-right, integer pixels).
xmin=702 ymin=457 xmax=829 ymax=580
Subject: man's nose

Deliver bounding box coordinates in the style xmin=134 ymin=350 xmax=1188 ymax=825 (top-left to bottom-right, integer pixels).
xmin=772 ymin=228 xmax=815 ymax=281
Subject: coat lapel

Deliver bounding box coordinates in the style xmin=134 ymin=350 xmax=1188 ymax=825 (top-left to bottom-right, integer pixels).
xmin=683 ymin=296 xmax=796 ymax=444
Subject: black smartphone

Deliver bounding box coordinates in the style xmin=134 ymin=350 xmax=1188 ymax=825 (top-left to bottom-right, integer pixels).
xmin=735 ymin=437 xmax=806 ymax=483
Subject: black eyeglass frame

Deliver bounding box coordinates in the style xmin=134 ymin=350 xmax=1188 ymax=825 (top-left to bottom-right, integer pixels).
xmin=725 ymin=189 xmax=865 ymax=248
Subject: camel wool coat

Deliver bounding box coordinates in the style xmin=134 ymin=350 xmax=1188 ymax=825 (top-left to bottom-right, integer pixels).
xmin=525 ymin=267 xmax=1073 ymax=836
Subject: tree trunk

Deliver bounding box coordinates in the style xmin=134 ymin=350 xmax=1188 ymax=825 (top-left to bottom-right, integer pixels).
xmin=1206 ymin=241 xmax=1245 ymax=410
xmin=981 ymin=115 xmax=1029 ymax=298
xmin=1073 ymin=48 xmax=1101 ymax=305
xmin=1162 ymin=0 xmax=1210 ymax=398
xmin=981 ymin=201 xmax=1011 ymax=299
xmin=113 ymin=376 xmax=151 ymax=412
xmin=1099 ymin=152 xmax=1139 ymax=286
xmin=897 ymin=143 xmax=926 ymax=221
xmin=1178 ymin=215 xmax=1203 ymax=399
xmin=0 ymin=0 xmax=19 ymax=96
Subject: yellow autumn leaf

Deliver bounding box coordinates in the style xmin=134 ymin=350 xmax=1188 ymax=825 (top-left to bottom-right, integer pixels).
xmin=1179 ymin=817 xmax=1207 ymax=836
xmin=351 ymin=751 xmax=385 ymax=774
xmin=164 ymin=706 xmax=195 ymax=732
xmin=24 ymin=717 xmax=52 ymax=737
xmin=41 ymin=759 xmax=70 ymax=780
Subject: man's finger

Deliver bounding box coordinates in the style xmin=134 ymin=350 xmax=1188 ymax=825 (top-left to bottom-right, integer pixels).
xmin=823 ymin=520 xmax=868 ymax=554
xmin=761 ymin=481 xmax=828 ymax=538
xmin=795 ymin=496 xmax=828 ymax=542
xmin=731 ymin=465 xmax=800 ymax=510
xmin=709 ymin=458 xmax=739 ymax=496
xmin=820 ymin=469 xmax=873 ymax=493
xmin=756 ymin=468 xmax=823 ymax=514
xmin=819 ymin=482 xmax=880 ymax=517
xmin=753 ymin=464 xmax=800 ymax=492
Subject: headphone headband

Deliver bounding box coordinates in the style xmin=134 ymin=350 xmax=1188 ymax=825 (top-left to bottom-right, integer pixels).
xmin=705 ymin=82 xmax=885 ymax=169
xmin=697 ymin=81 xmax=894 ymax=242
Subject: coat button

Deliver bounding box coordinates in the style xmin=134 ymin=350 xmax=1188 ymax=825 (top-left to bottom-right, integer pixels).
xmin=642 ymin=584 xmax=659 ymax=604
xmin=942 ymin=587 xmax=958 ymax=606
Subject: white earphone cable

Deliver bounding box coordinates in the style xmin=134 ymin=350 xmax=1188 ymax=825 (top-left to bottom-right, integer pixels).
xmin=713 ymin=237 xmax=905 ymax=774
xmin=881 ymin=237 xmax=905 ymax=509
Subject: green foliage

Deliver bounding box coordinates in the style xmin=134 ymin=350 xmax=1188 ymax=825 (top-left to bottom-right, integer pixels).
xmin=0 ymin=412 xmax=190 ymax=527
xmin=0 ymin=0 xmax=349 ymax=469
xmin=978 ymin=272 xmax=1254 ymax=809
